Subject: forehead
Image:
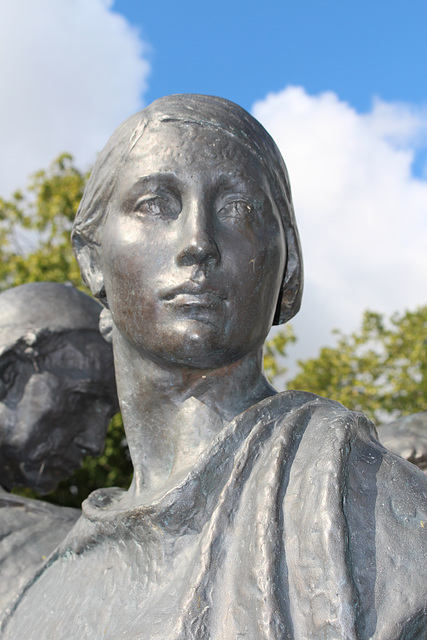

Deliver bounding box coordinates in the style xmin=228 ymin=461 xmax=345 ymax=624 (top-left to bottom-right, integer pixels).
xmin=117 ymin=121 xmax=270 ymax=189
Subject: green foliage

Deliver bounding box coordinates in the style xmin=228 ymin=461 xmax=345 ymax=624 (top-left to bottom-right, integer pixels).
xmin=287 ymin=308 xmax=427 ymax=422
xmin=0 ymin=153 xmax=87 ymax=290
xmin=264 ymin=324 xmax=297 ymax=382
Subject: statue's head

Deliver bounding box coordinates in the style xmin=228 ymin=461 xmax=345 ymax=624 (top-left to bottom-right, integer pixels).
xmin=72 ymin=94 xmax=303 ymax=370
xmin=0 ymin=282 xmax=118 ymax=493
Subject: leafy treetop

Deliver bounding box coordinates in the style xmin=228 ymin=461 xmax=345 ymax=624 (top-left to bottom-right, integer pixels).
xmin=287 ymin=308 xmax=427 ymax=423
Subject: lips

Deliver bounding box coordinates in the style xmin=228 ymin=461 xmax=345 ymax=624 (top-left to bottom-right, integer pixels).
xmin=160 ymin=282 xmax=227 ymax=308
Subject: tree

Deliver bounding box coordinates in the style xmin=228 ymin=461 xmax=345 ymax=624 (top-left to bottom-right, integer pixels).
xmin=0 ymin=153 xmax=86 ymax=290
xmin=263 ymin=324 xmax=297 ymax=382
xmin=287 ymin=308 xmax=427 ymax=423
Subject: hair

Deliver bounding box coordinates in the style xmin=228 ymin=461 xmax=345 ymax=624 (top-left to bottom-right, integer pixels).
xmin=72 ymin=94 xmax=303 ymax=324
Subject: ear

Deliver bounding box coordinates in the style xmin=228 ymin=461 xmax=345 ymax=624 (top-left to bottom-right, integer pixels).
xmin=72 ymin=236 xmax=107 ymax=306
xmin=99 ymin=307 xmax=113 ymax=343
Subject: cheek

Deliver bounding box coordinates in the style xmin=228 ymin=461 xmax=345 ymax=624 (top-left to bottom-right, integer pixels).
xmin=234 ymin=247 xmax=285 ymax=344
xmin=102 ymin=224 xmax=149 ymax=320
xmin=102 ymin=218 xmax=164 ymax=301
xmin=0 ymin=403 xmax=16 ymax=441
xmin=0 ymin=371 xmax=57 ymax=443
xmin=227 ymin=227 xmax=285 ymax=299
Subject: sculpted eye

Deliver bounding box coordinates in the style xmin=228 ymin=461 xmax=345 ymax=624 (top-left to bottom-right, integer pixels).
xmin=134 ymin=195 xmax=181 ymax=220
xmin=217 ymin=199 xmax=254 ymax=223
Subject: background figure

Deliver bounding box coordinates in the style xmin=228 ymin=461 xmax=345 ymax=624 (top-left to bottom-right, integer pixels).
xmin=379 ymin=412 xmax=427 ymax=474
xmin=0 ymin=282 xmax=118 ymax=613
xmin=0 ymin=281 xmax=118 ymax=494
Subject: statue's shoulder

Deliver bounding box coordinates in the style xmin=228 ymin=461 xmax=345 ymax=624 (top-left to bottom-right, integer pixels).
xmin=271 ymin=388 xmax=363 ymax=414
xmin=0 ymin=492 xmax=80 ymax=548
xmin=267 ymin=392 xmax=427 ymax=637
xmin=0 ymin=492 xmax=80 ymax=613
xmin=271 ymin=389 xmax=427 ymax=489
xmin=268 ymin=389 xmax=375 ymax=437
xmin=268 ymin=389 xmax=427 ymax=551
xmin=0 ymin=491 xmax=79 ymax=522
xmin=339 ymin=411 xmax=427 ymax=636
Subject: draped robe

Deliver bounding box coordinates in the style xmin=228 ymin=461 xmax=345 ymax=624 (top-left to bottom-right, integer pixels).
xmin=0 ymin=489 xmax=79 ymax=613
xmin=2 ymin=391 xmax=427 ymax=639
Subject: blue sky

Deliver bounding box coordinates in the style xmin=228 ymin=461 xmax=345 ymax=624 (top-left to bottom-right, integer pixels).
xmin=114 ymin=0 xmax=427 ymax=180
xmin=0 ymin=0 xmax=426 ymax=370
xmin=115 ymin=0 xmax=427 ymax=113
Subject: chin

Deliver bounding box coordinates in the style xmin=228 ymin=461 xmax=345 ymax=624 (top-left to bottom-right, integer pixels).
xmin=36 ymin=472 xmax=61 ymax=494
xmin=153 ymin=329 xmax=252 ymax=370
xmin=128 ymin=316 xmax=262 ymax=370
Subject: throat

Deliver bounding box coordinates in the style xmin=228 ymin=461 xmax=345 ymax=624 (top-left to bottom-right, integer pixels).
xmin=124 ymin=396 xmax=227 ymax=505
xmin=169 ymin=396 xmax=228 ymax=473
xmin=112 ymin=333 xmax=275 ymax=506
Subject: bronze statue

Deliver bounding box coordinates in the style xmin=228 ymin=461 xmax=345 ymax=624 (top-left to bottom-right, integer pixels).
xmin=2 ymin=95 xmax=427 ymax=639
xmin=379 ymin=412 xmax=427 ymax=474
xmin=0 ymin=282 xmax=118 ymax=612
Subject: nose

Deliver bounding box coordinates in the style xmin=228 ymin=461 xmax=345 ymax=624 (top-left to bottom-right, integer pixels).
xmin=176 ymin=198 xmax=221 ymax=270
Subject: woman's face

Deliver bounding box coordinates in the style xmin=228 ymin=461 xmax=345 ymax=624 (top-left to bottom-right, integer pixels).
xmin=100 ymin=122 xmax=286 ymax=370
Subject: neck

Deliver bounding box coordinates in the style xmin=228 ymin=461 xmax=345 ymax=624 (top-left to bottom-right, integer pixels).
xmin=112 ymin=331 xmax=276 ymax=503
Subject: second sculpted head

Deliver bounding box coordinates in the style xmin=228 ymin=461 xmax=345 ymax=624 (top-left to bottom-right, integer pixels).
xmin=0 ymin=282 xmax=118 ymax=493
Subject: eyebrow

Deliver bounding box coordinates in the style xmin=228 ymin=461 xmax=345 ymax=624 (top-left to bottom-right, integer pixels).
xmin=214 ymin=172 xmax=268 ymax=193
xmin=126 ymin=172 xmax=179 ymax=192
xmin=121 ymin=170 xmax=270 ymax=208
xmin=118 ymin=173 xmax=180 ymax=207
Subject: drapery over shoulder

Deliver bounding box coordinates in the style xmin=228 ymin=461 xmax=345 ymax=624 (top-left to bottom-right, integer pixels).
xmin=2 ymin=391 xmax=427 ymax=639
xmin=0 ymin=491 xmax=80 ymax=613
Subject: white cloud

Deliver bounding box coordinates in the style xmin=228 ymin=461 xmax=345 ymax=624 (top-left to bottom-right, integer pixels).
xmin=253 ymin=87 xmax=427 ymax=368
xmin=0 ymin=0 xmax=150 ymax=196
